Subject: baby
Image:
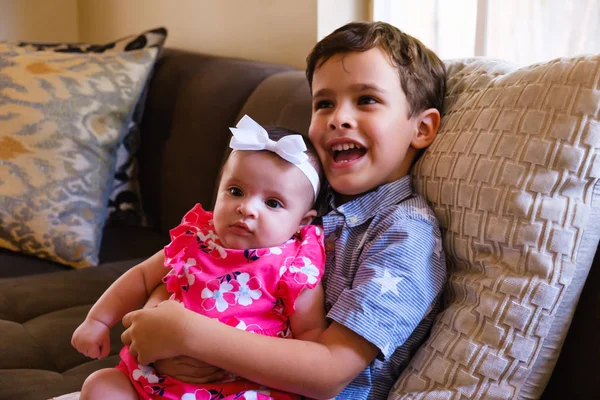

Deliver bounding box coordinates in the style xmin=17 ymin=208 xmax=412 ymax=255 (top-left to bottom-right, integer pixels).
xmin=72 ymin=115 xmax=327 ymax=400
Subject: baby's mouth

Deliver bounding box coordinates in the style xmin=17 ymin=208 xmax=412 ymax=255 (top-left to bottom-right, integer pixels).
xmin=331 ymin=143 xmax=366 ymax=163
xmin=230 ymin=221 xmax=252 ymax=235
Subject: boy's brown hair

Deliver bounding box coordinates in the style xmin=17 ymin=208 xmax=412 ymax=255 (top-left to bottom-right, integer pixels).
xmin=306 ymin=21 xmax=447 ymax=117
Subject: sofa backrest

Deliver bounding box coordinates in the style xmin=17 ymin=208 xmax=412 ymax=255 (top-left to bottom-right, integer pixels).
xmin=237 ymin=70 xmax=312 ymax=136
xmin=138 ymin=49 xmax=295 ymax=232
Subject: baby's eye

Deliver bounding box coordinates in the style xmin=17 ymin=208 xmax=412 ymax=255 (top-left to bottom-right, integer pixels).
xmin=358 ymin=96 xmax=378 ymax=105
xmin=228 ymin=187 xmax=243 ymax=197
xmin=314 ymin=100 xmax=333 ymax=110
xmin=265 ymin=199 xmax=283 ymax=209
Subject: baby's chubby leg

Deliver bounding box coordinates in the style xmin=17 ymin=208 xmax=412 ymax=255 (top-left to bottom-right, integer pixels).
xmin=80 ymin=368 xmax=138 ymax=400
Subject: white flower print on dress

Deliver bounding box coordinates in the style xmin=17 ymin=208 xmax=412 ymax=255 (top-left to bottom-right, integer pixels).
xmin=201 ymin=280 xmax=236 ymax=312
xmin=243 ymin=389 xmax=272 ymax=400
xmin=302 ymin=226 xmax=322 ymax=245
xmin=132 ymin=364 xmax=159 ymax=383
xmin=289 ymin=256 xmax=320 ymax=285
xmin=267 ymin=246 xmax=283 ymax=255
xmin=196 ymin=230 xmax=227 ymax=259
xmin=234 ymin=319 xmax=263 ymax=332
xmin=235 ymin=272 xmax=263 ymax=306
xmin=177 ymin=258 xmax=198 ymax=287
xmin=181 ymin=389 xmax=212 ymax=400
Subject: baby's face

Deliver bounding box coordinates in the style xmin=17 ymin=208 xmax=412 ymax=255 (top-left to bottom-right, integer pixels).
xmin=213 ymin=151 xmax=316 ymax=249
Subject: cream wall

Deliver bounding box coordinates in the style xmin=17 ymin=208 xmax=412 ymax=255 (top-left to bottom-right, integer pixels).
xmin=0 ymin=0 xmax=369 ymax=69
xmin=78 ymin=0 xmax=319 ymax=69
xmin=318 ymin=0 xmax=371 ymax=40
xmin=0 ymin=0 xmax=79 ymax=42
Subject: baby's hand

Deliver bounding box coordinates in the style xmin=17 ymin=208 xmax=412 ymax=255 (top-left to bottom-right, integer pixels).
xmin=71 ymin=318 xmax=111 ymax=359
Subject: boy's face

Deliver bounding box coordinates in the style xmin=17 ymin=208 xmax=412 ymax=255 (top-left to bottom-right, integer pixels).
xmin=309 ymin=47 xmax=420 ymax=201
xmin=213 ymin=151 xmax=316 ymax=249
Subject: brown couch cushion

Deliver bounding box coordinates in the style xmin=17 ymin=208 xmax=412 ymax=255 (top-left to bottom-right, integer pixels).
xmin=0 ymin=260 xmax=138 ymax=399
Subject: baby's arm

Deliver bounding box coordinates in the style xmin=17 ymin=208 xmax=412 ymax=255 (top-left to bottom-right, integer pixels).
xmin=288 ymin=282 xmax=328 ymax=342
xmin=71 ymin=250 xmax=166 ymax=359
xmin=144 ymin=282 xmax=170 ymax=309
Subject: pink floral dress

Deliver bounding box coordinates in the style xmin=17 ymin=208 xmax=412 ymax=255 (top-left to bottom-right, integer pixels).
xmin=117 ymin=204 xmax=325 ymax=400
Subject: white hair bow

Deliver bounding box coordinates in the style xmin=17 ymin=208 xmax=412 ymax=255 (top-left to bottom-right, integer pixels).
xmin=229 ymin=115 xmax=320 ymax=199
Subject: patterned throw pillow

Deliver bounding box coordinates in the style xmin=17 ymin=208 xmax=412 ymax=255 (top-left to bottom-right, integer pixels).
xmin=0 ymin=33 xmax=163 ymax=268
xmin=389 ymin=55 xmax=600 ymax=398
xmin=18 ymin=27 xmax=167 ymax=227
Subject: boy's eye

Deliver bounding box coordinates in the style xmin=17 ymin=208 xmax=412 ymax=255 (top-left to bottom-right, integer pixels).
xmin=358 ymin=96 xmax=377 ymax=105
xmin=314 ymin=100 xmax=333 ymax=110
xmin=228 ymin=187 xmax=243 ymax=197
xmin=265 ymin=199 xmax=283 ymax=209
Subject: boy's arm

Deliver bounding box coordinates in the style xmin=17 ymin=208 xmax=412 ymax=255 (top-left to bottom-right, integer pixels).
xmin=87 ymin=250 xmax=166 ymax=328
xmin=123 ymin=302 xmax=378 ymax=399
xmin=202 ymin=318 xmax=378 ymax=398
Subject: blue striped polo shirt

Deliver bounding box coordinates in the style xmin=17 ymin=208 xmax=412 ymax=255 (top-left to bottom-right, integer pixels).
xmin=320 ymin=175 xmax=447 ymax=400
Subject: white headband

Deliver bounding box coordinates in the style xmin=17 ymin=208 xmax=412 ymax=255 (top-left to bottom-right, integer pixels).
xmin=229 ymin=115 xmax=320 ymax=199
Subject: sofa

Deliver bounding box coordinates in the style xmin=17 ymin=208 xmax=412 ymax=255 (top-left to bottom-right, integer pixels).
xmin=1 ymin=48 xmax=599 ymax=400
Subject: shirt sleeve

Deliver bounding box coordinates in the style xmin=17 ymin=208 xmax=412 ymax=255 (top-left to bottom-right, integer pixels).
xmin=327 ymin=215 xmax=446 ymax=360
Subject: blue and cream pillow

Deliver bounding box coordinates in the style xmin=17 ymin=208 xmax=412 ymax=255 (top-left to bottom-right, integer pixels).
xmin=0 ymin=28 xmax=166 ymax=268
xmin=18 ymin=27 xmax=167 ymax=227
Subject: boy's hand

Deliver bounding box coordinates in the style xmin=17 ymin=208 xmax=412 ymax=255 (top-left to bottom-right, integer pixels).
xmin=121 ymin=300 xmax=191 ymax=365
xmin=153 ymin=356 xmax=227 ymax=383
xmin=71 ymin=318 xmax=111 ymax=359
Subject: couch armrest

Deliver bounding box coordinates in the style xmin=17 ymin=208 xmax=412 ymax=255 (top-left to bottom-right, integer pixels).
xmin=0 ymin=259 xmax=140 ymax=323
xmin=0 ymin=259 xmax=141 ymax=399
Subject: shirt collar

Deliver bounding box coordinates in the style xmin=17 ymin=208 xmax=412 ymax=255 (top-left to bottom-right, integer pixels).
xmin=323 ymin=175 xmax=414 ymax=226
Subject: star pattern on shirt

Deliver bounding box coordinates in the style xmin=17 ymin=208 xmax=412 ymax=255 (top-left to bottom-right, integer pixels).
xmin=373 ymin=269 xmax=404 ymax=296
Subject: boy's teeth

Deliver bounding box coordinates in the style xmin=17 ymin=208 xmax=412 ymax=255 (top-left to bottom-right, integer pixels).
xmin=332 ymin=143 xmax=359 ymax=151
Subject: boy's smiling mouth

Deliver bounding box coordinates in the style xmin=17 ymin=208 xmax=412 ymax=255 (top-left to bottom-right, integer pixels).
xmin=330 ymin=142 xmax=367 ymax=164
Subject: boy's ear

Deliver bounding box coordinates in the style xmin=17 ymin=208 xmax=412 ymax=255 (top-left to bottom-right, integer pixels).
xmin=300 ymin=209 xmax=318 ymax=227
xmin=411 ymin=108 xmax=441 ymax=149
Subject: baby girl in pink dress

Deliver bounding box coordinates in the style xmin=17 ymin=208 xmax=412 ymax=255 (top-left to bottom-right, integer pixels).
xmin=72 ymin=115 xmax=326 ymax=400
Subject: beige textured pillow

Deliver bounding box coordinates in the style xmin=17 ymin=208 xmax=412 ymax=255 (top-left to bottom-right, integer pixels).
xmin=0 ymin=42 xmax=159 ymax=268
xmin=389 ymin=55 xmax=600 ymax=399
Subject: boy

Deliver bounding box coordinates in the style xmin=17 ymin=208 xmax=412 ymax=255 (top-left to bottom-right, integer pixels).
xmin=120 ymin=21 xmax=447 ymax=399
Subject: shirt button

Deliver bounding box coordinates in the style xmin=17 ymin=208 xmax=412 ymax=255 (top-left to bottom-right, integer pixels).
xmin=349 ymin=216 xmax=358 ymax=224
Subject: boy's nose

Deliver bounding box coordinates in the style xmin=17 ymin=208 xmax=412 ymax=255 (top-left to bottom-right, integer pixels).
xmin=328 ymin=106 xmax=355 ymax=130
